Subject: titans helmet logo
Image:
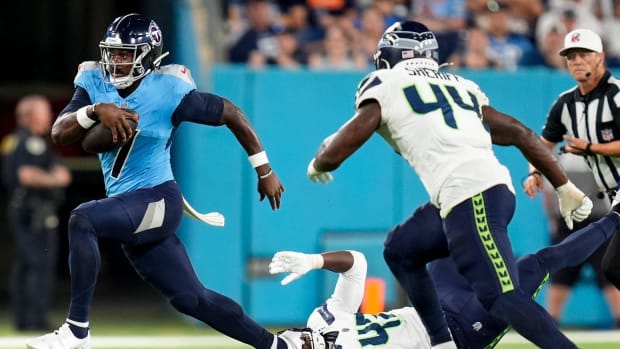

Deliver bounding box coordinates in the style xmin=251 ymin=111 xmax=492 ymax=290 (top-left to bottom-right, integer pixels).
xmin=149 ymin=21 xmax=162 ymax=46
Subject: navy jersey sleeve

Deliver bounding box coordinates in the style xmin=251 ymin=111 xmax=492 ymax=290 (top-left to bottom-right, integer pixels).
xmin=171 ymin=90 xmax=224 ymax=127
xmin=541 ymin=100 xmax=567 ymax=143
xmin=59 ymin=87 xmax=92 ymax=115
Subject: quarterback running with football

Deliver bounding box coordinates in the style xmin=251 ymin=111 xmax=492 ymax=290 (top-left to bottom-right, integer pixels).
xmin=269 ymin=197 xmax=620 ymax=348
xmin=27 ymin=13 xmax=287 ymax=349
xmin=306 ymin=21 xmax=593 ymax=349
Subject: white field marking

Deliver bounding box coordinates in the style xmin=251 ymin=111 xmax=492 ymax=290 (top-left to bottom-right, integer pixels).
xmin=0 ymin=331 xmax=618 ymax=348
xmin=0 ymin=335 xmax=241 ymax=348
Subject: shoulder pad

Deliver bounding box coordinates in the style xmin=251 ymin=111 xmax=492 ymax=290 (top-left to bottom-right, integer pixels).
xmin=75 ymin=61 xmax=100 ymax=81
xmin=355 ymin=71 xmax=387 ymax=107
xmin=156 ymin=64 xmax=195 ymax=85
xmin=356 ymin=72 xmax=382 ymax=95
xmin=454 ymin=74 xmax=490 ymax=107
xmin=356 ymin=72 xmax=376 ymax=91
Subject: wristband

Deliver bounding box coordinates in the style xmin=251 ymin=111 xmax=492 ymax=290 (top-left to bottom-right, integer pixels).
xmin=258 ymin=169 xmax=273 ymax=180
xmin=310 ymin=254 xmax=324 ymax=270
xmin=76 ymin=105 xmax=97 ymax=129
xmin=529 ymin=170 xmax=542 ymax=178
xmin=521 ymin=170 xmax=542 ymax=188
xmin=585 ymin=142 xmax=593 ymax=155
xmin=89 ymin=103 xmax=100 ymax=121
xmin=249 ymin=151 xmax=269 ymax=168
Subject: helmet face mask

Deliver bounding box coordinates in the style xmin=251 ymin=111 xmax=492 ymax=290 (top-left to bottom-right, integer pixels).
xmin=373 ymin=21 xmax=439 ymax=70
xmin=277 ymin=328 xmax=327 ymax=349
xmin=99 ymin=13 xmax=168 ymax=89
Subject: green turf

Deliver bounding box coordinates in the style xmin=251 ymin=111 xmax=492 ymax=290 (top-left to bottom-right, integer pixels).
xmin=2 ymin=295 xmax=618 ymax=348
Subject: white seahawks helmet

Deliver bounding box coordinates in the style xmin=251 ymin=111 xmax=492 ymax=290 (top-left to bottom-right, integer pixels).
xmin=373 ymin=20 xmax=439 ymax=71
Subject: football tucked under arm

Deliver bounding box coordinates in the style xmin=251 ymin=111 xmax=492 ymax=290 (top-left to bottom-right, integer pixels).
xmin=81 ymin=118 xmax=138 ymax=154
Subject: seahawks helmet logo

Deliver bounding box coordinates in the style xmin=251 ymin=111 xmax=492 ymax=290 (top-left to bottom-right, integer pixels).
xmin=384 ymin=33 xmax=399 ymax=45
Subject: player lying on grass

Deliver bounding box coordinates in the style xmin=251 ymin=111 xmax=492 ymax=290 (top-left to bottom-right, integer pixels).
xmin=270 ymin=197 xmax=620 ymax=349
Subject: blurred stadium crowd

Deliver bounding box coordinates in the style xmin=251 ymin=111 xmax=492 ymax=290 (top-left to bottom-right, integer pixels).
xmin=222 ymin=0 xmax=620 ymax=70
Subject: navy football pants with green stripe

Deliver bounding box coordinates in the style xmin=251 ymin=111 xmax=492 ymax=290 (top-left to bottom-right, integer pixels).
xmin=434 ymin=202 xmax=620 ymax=348
xmin=385 ymin=184 xmax=577 ymax=349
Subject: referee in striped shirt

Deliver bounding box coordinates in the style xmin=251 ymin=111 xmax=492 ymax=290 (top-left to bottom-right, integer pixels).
xmin=525 ymin=28 xmax=620 ymax=290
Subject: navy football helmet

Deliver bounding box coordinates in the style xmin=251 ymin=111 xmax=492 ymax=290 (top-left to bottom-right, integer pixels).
xmin=373 ymin=21 xmax=439 ymax=70
xmin=278 ymin=328 xmax=340 ymax=349
xmin=278 ymin=328 xmax=326 ymax=349
xmin=99 ymin=13 xmax=169 ymax=89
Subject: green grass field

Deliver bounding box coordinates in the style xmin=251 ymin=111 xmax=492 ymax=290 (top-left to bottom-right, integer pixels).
xmin=2 ymin=309 xmax=619 ymax=349
xmin=1 ymin=291 xmax=618 ymax=348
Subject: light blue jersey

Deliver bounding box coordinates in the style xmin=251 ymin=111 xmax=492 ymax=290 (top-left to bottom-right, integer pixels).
xmin=74 ymin=62 xmax=196 ymax=196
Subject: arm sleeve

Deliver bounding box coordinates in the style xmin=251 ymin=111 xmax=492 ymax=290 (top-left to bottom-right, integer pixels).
xmin=325 ymin=250 xmax=368 ymax=313
xmin=171 ymin=90 xmax=224 ymax=126
xmin=58 ymin=87 xmax=92 ymax=115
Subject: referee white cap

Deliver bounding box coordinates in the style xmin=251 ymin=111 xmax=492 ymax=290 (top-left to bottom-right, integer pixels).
xmin=559 ymin=28 xmax=603 ymax=56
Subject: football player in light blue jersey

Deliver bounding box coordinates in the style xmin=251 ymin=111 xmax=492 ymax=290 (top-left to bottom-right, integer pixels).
xmin=73 ymin=57 xmax=195 ymax=195
xmin=27 ymin=13 xmax=287 ymax=349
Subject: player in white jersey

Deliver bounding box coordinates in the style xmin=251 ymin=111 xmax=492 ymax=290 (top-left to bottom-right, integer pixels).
xmin=305 ymin=21 xmax=593 ymax=349
xmin=271 ymin=250 xmax=432 ymax=349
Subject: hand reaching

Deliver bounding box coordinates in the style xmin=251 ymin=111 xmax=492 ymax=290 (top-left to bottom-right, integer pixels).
xmin=307 ymin=158 xmax=333 ymax=184
xmin=257 ymin=169 xmax=285 ymax=210
xmin=523 ymin=172 xmax=544 ymax=198
xmin=556 ymin=181 xmax=593 ymax=229
xmin=269 ymin=251 xmax=323 ymax=285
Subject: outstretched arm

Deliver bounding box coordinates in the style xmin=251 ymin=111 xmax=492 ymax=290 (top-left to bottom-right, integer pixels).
xmin=269 ymin=250 xmax=367 ymax=313
xmin=269 ymin=250 xmax=360 ymax=284
xmin=483 ymin=105 xmax=592 ymax=229
xmin=484 ymin=106 xmax=566 ymax=187
xmin=172 ymin=91 xmax=285 ymax=209
xmin=308 ymin=101 xmax=381 ymax=183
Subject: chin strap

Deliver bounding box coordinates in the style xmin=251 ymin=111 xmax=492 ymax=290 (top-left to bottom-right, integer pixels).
xmin=153 ymin=51 xmax=170 ymax=67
